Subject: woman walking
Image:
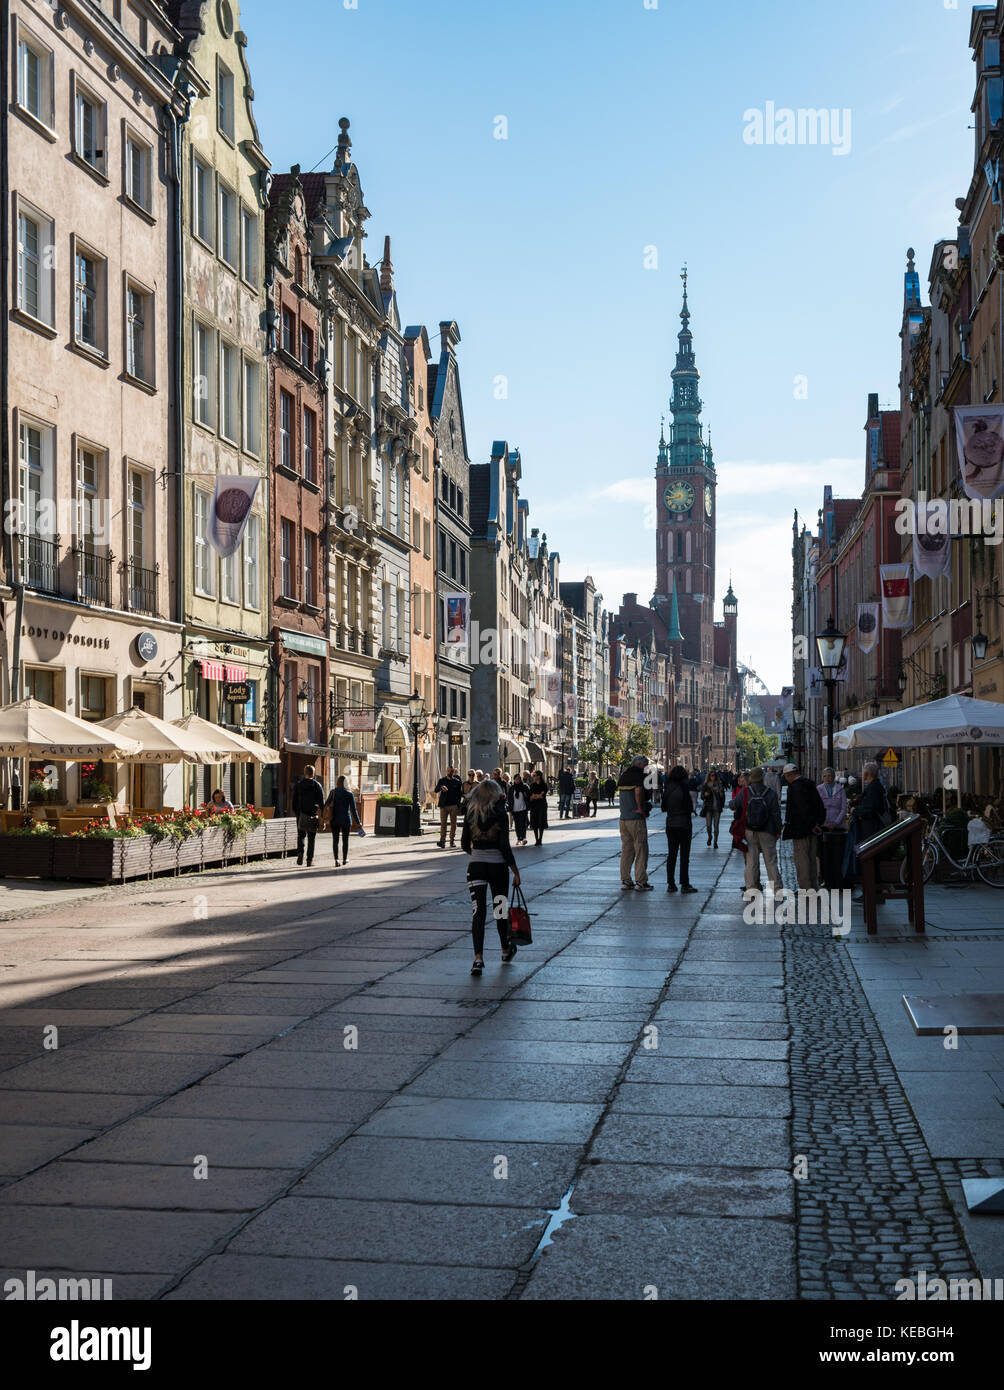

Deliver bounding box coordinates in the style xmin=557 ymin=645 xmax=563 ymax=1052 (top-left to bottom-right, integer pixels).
xmin=700 ymin=771 xmax=725 ymax=848
xmin=528 ymin=770 xmax=549 ymax=845
xmin=461 ymin=779 xmax=521 ymax=976
xmin=662 ymin=765 xmax=698 ymax=893
xmin=322 ymin=775 xmax=361 ymax=866
xmin=510 ymin=774 xmax=530 ymax=846
xmin=586 ymin=774 xmax=600 ymax=817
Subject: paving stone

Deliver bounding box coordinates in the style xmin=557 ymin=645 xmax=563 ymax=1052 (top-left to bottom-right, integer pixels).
xmin=637 ymin=1035 xmax=789 ymax=1060
xmin=67 ymin=1116 xmax=348 ymax=1169
xmin=625 ymin=1056 xmax=788 ymax=1087
xmin=164 ymin=1253 xmax=515 ymax=1300
xmin=0 ymin=1091 xmax=157 ymax=1128
xmin=611 ymin=1082 xmax=791 ymax=1119
xmin=68 ymin=1031 xmax=269 ymax=1056
xmin=0 ymin=1205 xmax=238 ymax=1273
xmin=229 ymin=1196 xmax=547 ymax=1267
xmin=406 ymin=1060 xmax=620 ymax=1104
xmin=591 ymin=1113 xmax=790 ymax=1168
xmin=0 ymin=1052 xmax=225 ymax=1095
xmin=441 ymin=1037 xmax=634 ymax=1064
xmin=149 ymin=1084 xmax=388 ymax=1126
xmin=571 ymin=1163 xmax=794 ymax=1219
xmin=358 ymin=1094 xmax=604 ymax=1144
xmin=0 ymin=1160 xmax=292 ymax=1210
xmin=204 ymin=1049 xmax=424 ymax=1092
xmin=0 ymin=1124 xmax=96 ymax=1176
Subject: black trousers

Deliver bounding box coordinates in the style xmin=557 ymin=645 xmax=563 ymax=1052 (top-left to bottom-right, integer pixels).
xmin=665 ymin=822 xmax=693 ymax=886
xmin=467 ymin=861 xmax=511 ymax=956
xmin=331 ymin=826 xmax=350 ymax=861
xmin=513 ymin=810 xmax=528 ymax=841
xmin=296 ymin=829 xmax=316 ymax=863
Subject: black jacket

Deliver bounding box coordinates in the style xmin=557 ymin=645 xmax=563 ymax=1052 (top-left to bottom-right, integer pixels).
xmin=291 ymin=776 xmax=325 ymax=816
xmin=324 ymin=786 xmax=358 ymax=827
xmin=783 ymin=777 xmax=826 ymax=840
xmin=435 ymin=775 xmax=463 ymax=808
xmin=558 ymin=770 xmax=576 ymax=796
xmin=661 ymin=779 xmax=694 ymax=828
xmin=854 ymin=779 xmax=889 ymax=841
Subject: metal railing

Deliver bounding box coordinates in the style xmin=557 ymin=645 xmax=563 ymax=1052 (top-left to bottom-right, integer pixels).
xmin=16 ymin=533 xmax=61 ymax=594
xmin=125 ymin=560 xmax=158 ymax=615
xmin=73 ymin=547 xmax=113 ymax=606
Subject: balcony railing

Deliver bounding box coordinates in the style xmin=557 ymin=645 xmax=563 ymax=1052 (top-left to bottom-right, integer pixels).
xmin=73 ymin=547 xmax=113 ymax=606
xmin=125 ymin=560 xmax=158 ymax=616
xmin=16 ymin=533 xmax=61 ymax=595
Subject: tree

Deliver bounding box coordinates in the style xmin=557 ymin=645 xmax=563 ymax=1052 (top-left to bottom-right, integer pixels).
xmin=577 ymin=715 xmax=624 ymax=777
xmin=623 ymin=723 xmax=654 ymax=763
xmin=735 ymin=720 xmax=777 ymax=770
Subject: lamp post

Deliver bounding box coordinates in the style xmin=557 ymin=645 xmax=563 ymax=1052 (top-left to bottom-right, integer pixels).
xmin=792 ymin=700 xmax=806 ymax=770
xmin=296 ymin=683 xmax=309 ymax=722
xmin=816 ymin=616 xmax=847 ymax=776
xmin=407 ymin=689 xmax=425 ymax=835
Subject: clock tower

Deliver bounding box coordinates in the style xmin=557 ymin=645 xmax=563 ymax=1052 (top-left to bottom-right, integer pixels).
xmin=655 ymin=269 xmax=716 ymax=666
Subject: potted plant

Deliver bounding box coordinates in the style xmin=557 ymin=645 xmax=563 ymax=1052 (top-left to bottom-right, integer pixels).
xmin=375 ymin=792 xmax=415 ymax=836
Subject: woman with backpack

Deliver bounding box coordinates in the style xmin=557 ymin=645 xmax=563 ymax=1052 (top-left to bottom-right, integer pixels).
xmin=700 ymin=771 xmax=726 ymax=849
xmin=461 ymin=779 xmax=521 ymax=975
xmin=662 ymin=764 xmax=698 ymax=893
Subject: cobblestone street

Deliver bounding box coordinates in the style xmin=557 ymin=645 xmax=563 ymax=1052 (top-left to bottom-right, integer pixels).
xmin=0 ymin=811 xmax=1001 ymax=1300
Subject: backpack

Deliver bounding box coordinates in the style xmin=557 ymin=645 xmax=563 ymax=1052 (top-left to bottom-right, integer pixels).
xmin=746 ymin=787 xmax=770 ymax=832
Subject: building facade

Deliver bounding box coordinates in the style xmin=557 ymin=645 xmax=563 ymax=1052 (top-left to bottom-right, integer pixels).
xmin=265 ymin=167 xmax=328 ymax=811
xmin=3 ymin=0 xmax=187 ymax=811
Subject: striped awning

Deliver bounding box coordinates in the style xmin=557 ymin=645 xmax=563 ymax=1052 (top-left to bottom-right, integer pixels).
xmin=198 ymin=659 xmax=248 ymax=683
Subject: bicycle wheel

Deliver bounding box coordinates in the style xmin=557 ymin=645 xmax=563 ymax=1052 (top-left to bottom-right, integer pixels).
xmin=901 ymin=840 xmax=938 ymax=886
xmin=975 ymin=842 xmax=1004 ymax=888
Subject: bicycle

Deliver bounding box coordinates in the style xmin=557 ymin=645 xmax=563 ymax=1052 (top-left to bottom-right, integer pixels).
xmin=898 ymin=812 xmax=1004 ymax=889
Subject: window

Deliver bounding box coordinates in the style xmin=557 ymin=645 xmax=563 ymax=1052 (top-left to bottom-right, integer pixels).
xmin=306 ymin=665 xmax=319 ymax=743
xmin=17 ymin=30 xmax=53 ymax=127
xmin=18 ymin=419 xmax=54 ymax=549
xmin=80 ymin=676 xmax=109 ymax=722
xmin=302 ymin=407 xmax=315 ymax=481
xmin=193 ymin=156 xmax=213 ymax=245
xmin=194 ymin=490 xmax=214 ymax=595
xmin=281 ymin=307 xmax=295 ymax=354
xmin=15 ymin=204 xmax=54 ymax=326
xmin=194 ymin=321 xmax=214 ymax=425
xmin=243 ymin=358 xmax=260 ymax=455
xmin=459 ymin=550 xmax=466 ymax=586
xmin=439 ymin=685 xmax=447 ymax=716
xmin=127 ymin=467 xmax=151 ymax=609
xmin=74 ymin=83 xmax=106 ymax=176
xmin=281 ymin=519 xmax=294 ymax=598
xmin=423 ymin=518 xmax=431 ymax=557
xmin=304 ymin=531 xmax=315 ymax=606
xmin=241 ymin=208 xmax=258 ymax=283
xmin=382 ymin=581 xmax=391 ymax=649
xmin=413 ymin=584 xmax=421 ymax=633
xmin=243 ymin=513 xmax=260 ymax=608
xmin=217 ymin=60 xmax=235 ymax=141
xmin=280 ymin=390 xmax=294 ymax=468
xmin=221 ymin=547 xmax=238 ymax=604
xmin=73 ymin=247 xmax=103 ymax=352
xmin=76 ymin=446 xmax=103 ymax=566
xmin=219 ymin=340 xmax=237 ymax=441
xmin=294 ymin=249 xmax=304 ymax=285
xmin=218 ymin=182 xmax=237 ymax=267
xmin=126 ymin=283 xmax=151 ymax=383
xmin=457 ymin=487 xmax=464 ymax=520
xmin=300 ymin=324 xmax=313 ymax=370
xmin=125 ymin=133 xmax=152 ymax=212
xmin=424 ymin=590 xmax=432 ymax=636
xmin=412 ymin=509 xmax=421 ymax=550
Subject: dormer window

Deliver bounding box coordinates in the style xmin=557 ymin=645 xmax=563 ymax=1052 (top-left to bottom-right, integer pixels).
xmin=986 ymin=38 xmax=1000 ymax=68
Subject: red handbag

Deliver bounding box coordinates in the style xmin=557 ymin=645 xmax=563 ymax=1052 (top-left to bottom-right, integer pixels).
xmin=509 ymin=883 xmax=532 ymax=944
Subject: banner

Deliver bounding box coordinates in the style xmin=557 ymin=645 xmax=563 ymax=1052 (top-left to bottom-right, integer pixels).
xmin=807 ymin=666 xmax=823 ymax=700
xmin=564 ymin=693 xmax=576 ymax=716
xmin=208 ymin=475 xmax=260 ymax=557
xmin=545 ymin=670 xmax=561 ymax=710
xmin=880 ymin=563 xmax=913 ymax=630
xmin=443 ymin=593 xmax=470 ymax=647
xmin=856 ymin=602 xmax=879 ymax=655
xmin=953 ymin=405 xmax=1004 ymax=501
xmin=913 ymin=500 xmax=952 ymax=578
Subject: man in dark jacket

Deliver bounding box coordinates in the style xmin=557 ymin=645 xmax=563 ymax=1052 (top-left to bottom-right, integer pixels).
xmin=557 ymin=767 xmax=576 ymax=819
xmin=435 ymin=766 xmax=463 ymax=848
xmin=291 ymin=765 xmax=325 ymax=867
xmin=662 ymin=765 xmax=698 ymax=893
xmin=781 ymin=762 xmax=826 ymax=890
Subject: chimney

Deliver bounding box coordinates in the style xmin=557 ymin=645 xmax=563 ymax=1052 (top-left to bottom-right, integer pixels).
xmin=380 ymin=236 xmax=393 ymax=294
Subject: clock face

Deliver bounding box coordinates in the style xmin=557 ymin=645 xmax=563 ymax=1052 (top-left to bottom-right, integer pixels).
xmin=704 ymin=484 xmax=713 ymax=517
xmin=663 ymin=480 xmax=695 ymax=513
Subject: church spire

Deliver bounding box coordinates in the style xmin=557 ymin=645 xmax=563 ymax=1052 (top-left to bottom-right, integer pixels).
xmin=667 ymin=577 xmax=683 ymax=642
xmin=668 ymin=264 xmax=704 ymax=472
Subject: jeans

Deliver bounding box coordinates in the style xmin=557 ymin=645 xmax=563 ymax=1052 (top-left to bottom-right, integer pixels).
xmin=704 ymin=809 xmax=722 ymax=845
xmin=467 ymin=861 xmax=511 ymax=956
xmin=558 ymin=793 xmax=572 ymax=819
xmin=296 ymin=830 xmax=316 ymax=864
xmin=665 ymin=822 xmax=693 ymax=886
xmin=619 ymin=819 xmax=649 ymax=885
xmin=332 ymin=826 xmax=350 ymax=862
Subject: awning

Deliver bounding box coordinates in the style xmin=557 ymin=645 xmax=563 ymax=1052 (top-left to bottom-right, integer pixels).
xmin=500 ymin=738 xmax=531 ymax=763
xmin=330 ymin=748 xmax=400 ymax=764
xmin=198 ymin=658 xmax=248 ymax=683
xmin=283 ymin=742 xmax=337 ymax=760
xmin=525 ymin=740 xmax=545 ymax=764
xmin=381 ymin=715 xmax=410 ymax=747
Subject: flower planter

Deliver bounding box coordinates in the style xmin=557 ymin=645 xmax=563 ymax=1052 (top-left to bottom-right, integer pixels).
xmin=244 ymin=824 xmax=267 ymax=858
xmin=0 ymin=835 xmax=55 ymax=878
xmin=199 ymin=827 xmax=226 ymax=867
xmin=150 ymin=838 xmax=181 ymax=874
xmin=176 ymin=833 xmax=203 ymax=871
xmin=51 ymin=837 xmax=152 ymax=883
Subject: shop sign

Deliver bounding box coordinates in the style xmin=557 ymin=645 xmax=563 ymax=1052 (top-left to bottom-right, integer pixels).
xmin=224 ymin=681 xmax=251 ymax=705
xmin=136 ymin=632 xmax=159 ymax=662
xmin=22 ymin=624 xmax=110 ymax=650
xmin=343 ymin=711 xmax=375 ymax=733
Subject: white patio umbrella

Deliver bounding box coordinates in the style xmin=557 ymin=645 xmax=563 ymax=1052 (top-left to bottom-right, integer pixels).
xmin=833 ymin=695 xmax=1004 ymax=751
xmin=171 ymin=713 xmax=280 ymax=764
xmin=97 ymin=707 xmax=228 ymax=763
xmin=0 ymin=698 xmax=141 ymax=760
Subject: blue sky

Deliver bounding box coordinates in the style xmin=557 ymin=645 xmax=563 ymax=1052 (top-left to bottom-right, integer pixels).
xmin=240 ymin=0 xmax=977 ymax=690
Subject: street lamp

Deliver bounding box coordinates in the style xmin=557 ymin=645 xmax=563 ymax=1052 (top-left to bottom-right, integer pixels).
xmin=296 ymin=683 xmax=309 ymax=721
xmin=792 ymin=700 xmax=806 ymax=768
xmin=407 ymin=689 xmax=425 ymax=835
xmin=897 ymin=662 xmax=908 ymax=699
xmin=815 ymin=616 xmax=846 ymax=775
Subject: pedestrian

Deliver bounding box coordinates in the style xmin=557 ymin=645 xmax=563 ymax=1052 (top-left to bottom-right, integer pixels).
xmin=292 ymin=764 xmax=325 ymax=867
xmin=763 ymin=763 xmax=783 ymax=800
xmin=688 ymin=770 xmax=701 ymax=813
xmin=662 ymin=764 xmax=698 ymax=893
xmin=557 ymin=765 xmax=576 ymax=819
xmin=781 ymin=762 xmax=825 ymax=891
xmin=210 ymin=787 xmax=234 ymax=811
xmin=461 ymin=770 xmax=476 ymax=808
xmin=434 ymin=765 xmax=463 ymax=848
xmin=603 ymin=774 xmax=617 ymax=807
xmin=322 ymin=775 xmax=361 ymax=866
xmin=461 ymin=778 xmax=521 ymax=976
xmin=845 ymin=761 xmax=890 ymax=899
xmin=700 ymin=771 xmax=725 ymax=849
xmin=528 ymin=770 xmax=549 ymax=845
xmin=618 ymin=754 xmax=653 ymax=890
xmin=510 ymin=773 xmax=530 ymax=846
xmin=816 ymin=766 xmax=847 ymax=829
xmin=741 ymin=767 xmax=782 ymax=894
xmin=586 ymin=774 xmax=600 ymax=817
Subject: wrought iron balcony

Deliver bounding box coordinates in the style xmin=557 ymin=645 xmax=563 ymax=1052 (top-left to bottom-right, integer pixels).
xmin=16 ymin=533 xmax=61 ymax=595
xmin=73 ymin=547 xmax=113 ymax=606
xmin=125 ymin=560 xmax=158 ymax=616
